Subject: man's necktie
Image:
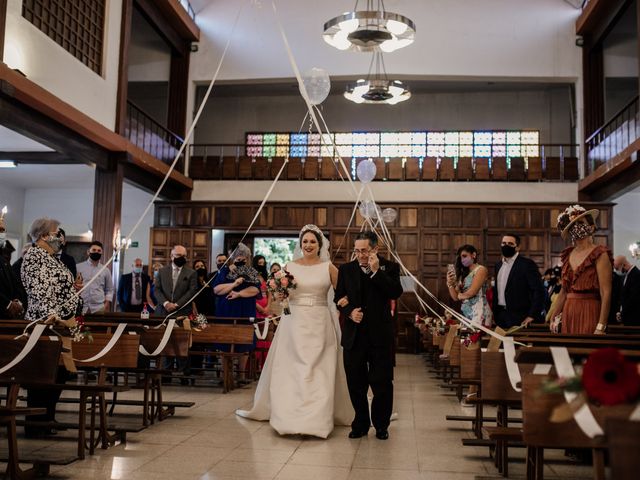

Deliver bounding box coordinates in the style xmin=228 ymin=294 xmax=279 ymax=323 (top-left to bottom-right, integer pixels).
xmin=134 ymin=274 xmax=141 ymax=300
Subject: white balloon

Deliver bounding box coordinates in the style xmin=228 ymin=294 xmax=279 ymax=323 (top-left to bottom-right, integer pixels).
xmin=359 ymin=200 xmax=378 ymax=219
xmin=301 ymin=67 xmax=331 ymax=105
xmin=357 ymin=159 xmax=377 ymax=184
xmin=381 ymin=208 xmax=398 ymax=224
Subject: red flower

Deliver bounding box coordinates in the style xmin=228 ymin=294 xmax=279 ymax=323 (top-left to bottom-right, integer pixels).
xmin=582 ymin=348 xmax=640 ymax=406
xmin=445 ymin=319 xmax=457 ymax=326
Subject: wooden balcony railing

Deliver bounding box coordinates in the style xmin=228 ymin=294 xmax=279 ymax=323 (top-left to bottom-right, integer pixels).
xmin=125 ymin=100 xmax=185 ymax=170
xmin=188 ymin=144 xmax=579 ymax=182
xmin=585 ymin=96 xmax=639 ymax=176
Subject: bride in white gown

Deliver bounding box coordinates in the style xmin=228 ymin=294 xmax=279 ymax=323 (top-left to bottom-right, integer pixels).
xmin=235 ymin=225 xmax=353 ymax=438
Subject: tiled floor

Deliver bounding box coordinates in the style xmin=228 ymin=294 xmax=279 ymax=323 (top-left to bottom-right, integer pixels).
xmin=3 ymin=355 xmax=593 ymax=479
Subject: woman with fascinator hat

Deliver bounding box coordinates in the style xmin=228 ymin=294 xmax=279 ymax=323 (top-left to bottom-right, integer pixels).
xmin=236 ymin=225 xmax=353 ymax=438
xmin=548 ymin=205 xmax=613 ymax=335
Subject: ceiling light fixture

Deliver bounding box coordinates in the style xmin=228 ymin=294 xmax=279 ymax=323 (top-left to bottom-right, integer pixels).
xmin=344 ymin=51 xmax=411 ymax=105
xmin=323 ymin=0 xmax=416 ymax=53
xmin=0 ymin=161 xmax=17 ymax=168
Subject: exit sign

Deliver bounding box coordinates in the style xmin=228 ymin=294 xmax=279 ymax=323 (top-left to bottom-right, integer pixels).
xmin=130 ymin=241 xmax=139 ymax=248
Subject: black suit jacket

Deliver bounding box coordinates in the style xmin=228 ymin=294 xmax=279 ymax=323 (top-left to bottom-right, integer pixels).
xmin=58 ymin=251 xmax=77 ymax=279
xmin=620 ymin=266 xmax=640 ymax=326
xmin=335 ymin=257 xmax=403 ymax=350
xmin=493 ymin=255 xmax=545 ymax=323
xmin=0 ymin=257 xmax=25 ymax=317
xmin=117 ymin=272 xmax=151 ymax=311
xmin=154 ymin=264 xmax=198 ymax=316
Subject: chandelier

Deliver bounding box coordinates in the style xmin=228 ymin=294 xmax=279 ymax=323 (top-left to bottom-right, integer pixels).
xmin=344 ymin=52 xmax=411 ymax=105
xmin=323 ymin=0 xmax=416 ymax=53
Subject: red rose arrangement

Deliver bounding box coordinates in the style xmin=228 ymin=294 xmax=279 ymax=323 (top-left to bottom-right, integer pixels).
xmin=188 ymin=312 xmax=208 ymax=331
xmin=69 ymin=316 xmax=93 ymax=343
xmin=267 ymin=269 xmax=297 ymax=315
xmin=462 ymin=331 xmax=482 ymax=348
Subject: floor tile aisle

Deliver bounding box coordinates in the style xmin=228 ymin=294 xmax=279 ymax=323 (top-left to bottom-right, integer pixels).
xmin=10 ymin=354 xmax=593 ymax=479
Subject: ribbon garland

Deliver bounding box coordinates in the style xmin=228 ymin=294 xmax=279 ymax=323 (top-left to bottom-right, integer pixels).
xmin=74 ymin=323 xmax=127 ymax=363
xmin=139 ymin=319 xmax=177 ymax=356
xmin=0 ymin=324 xmax=48 ymax=374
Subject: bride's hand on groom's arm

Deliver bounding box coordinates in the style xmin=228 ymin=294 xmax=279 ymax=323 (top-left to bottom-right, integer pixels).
xmin=337 ymin=296 xmax=349 ymax=308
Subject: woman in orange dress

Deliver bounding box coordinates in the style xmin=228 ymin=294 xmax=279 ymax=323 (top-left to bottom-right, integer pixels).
xmin=549 ymin=205 xmax=613 ymax=335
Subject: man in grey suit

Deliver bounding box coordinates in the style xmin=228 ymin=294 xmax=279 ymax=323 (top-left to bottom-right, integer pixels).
xmin=154 ymin=245 xmax=198 ymax=317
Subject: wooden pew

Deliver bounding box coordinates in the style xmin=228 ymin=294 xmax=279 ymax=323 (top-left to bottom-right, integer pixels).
xmin=0 ymin=336 xmax=78 ymax=479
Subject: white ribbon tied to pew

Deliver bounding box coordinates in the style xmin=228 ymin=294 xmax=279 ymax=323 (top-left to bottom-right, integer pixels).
xmin=253 ymin=317 xmax=271 ymax=340
xmin=502 ymin=336 xmax=522 ymax=392
xmin=550 ymin=346 xmax=604 ymax=438
xmin=139 ymin=319 xmax=176 ymax=357
xmin=74 ymin=323 xmax=128 ymax=363
xmin=0 ymin=324 xmax=49 ymax=375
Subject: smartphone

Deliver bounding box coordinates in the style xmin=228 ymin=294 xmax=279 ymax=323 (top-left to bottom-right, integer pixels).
xmin=446 ymin=264 xmax=455 ymax=276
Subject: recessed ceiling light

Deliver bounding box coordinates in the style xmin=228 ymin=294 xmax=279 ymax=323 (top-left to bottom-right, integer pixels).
xmin=0 ymin=161 xmax=17 ymax=168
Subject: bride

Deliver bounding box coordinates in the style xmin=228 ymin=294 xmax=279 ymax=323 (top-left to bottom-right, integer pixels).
xmin=235 ymin=225 xmax=353 ymax=438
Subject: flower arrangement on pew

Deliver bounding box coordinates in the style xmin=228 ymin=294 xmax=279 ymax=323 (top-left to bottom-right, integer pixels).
xmin=462 ymin=331 xmax=482 ymax=348
xmin=188 ymin=313 xmax=208 ymax=331
xmin=267 ymin=269 xmax=297 ymax=315
xmin=542 ymin=348 xmax=640 ymax=421
xmin=43 ymin=314 xmax=93 ymax=343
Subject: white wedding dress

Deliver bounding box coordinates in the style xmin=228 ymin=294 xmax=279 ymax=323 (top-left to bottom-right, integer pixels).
xmin=236 ymin=261 xmax=353 ymax=438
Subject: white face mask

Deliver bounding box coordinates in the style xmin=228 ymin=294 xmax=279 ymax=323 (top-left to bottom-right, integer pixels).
xmin=0 ymin=232 xmax=5 ymax=247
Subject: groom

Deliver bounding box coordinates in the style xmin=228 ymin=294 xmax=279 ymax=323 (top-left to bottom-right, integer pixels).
xmin=334 ymin=231 xmax=403 ymax=440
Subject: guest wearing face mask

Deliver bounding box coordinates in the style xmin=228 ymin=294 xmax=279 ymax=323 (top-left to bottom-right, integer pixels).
xmin=612 ymin=255 xmax=640 ymax=326
xmin=447 ymin=245 xmax=493 ymax=328
xmin=154 ymin=245 xmax=198 ymax=317
xmin=21 ymin=217 xmax=82 ymax=437
xmin=549 ymin=206 xmax=613 ymax=335
xmin=492 ymin=233 xmax=545 ymax=329
xmin=76 ymin=241 xmax=114 ymax=313
xmin=192 ymin=259 xmax=216 ymax=316
xmin=55 ymin=228 xmax=77 ymax=279
xmin=0 ymin=216 xmax=25 ymax=319
xmin=117 ymin=258 xmax=153 ymax=313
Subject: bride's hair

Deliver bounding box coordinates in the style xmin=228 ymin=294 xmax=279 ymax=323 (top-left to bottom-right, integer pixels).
xmin=300 ymin=227 xmax=323 ymax=255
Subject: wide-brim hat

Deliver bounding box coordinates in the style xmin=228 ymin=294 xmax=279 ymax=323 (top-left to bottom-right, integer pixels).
xmin=557 ymin=205 xmax=599 ymax=240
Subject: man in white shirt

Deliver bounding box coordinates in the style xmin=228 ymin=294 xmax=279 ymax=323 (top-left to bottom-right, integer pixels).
xmin=492 ymin=234 xmax=545 ymax=329
xmin=76 ymin=241 xmax=114 ymax=313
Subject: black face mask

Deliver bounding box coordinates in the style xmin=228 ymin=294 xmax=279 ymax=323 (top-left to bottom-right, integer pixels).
xmin=89 ymin=252 xmax=102 ymax=261
xmin=234 ymin=261 xmax=246 ymax=267
xmin=173 ymin=256 xmax=187 ymax=267
xmin=501 ymin=245 xmax=516 ymax=258
xmin=217 ymin=262 xmax=225 ymax=270
xmin=197 ymin=267 xmax=207 ymax=277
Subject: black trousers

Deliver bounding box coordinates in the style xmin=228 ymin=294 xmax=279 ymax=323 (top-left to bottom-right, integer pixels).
xmin=123 ymin=304 xmax=144 ymax=313
xmin=495 ymin=307 xmax=525 ymax=330
xmin=26 ymin=367 xmax=69 ymax=432
xmin=343 ymin=332 xmax=394 ymax=432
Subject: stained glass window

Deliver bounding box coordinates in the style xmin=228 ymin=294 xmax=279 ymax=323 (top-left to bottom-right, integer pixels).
xmin=245 ymin=130 xmax=540 ymax=161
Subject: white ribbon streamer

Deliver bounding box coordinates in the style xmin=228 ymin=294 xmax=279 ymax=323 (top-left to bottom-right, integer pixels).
xmin=533 ymin=364 xmax=552 ymax=375
xmin=0 ymin=324 xmax=48 ymax=374
xmin=139 ymin=319 xmax=176 ymax=356
xmin=74 ymin=323 xmax=127 ymax=363
xmin=253 ymin=317 xmax=270 ymax=340
xmin=502 ymin=336 xmax=522 ymax=392
xmin=550 ymin=346 xmax=604 ymax=438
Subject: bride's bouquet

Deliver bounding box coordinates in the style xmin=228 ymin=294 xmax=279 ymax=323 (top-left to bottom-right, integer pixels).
xmin=267 ymin=269 xmax=297 ymax=315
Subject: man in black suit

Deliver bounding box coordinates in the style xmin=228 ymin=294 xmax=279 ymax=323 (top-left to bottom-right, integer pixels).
xmin=613 ymin=255 xmax=640 ymax=326
xmin=0 ymin=217 xmax=25 ymax=318
xmin=334 ymin=231 xmax=403 ymax=440
xmin=56 ymin=229 xmax=77 ymax=279
xmin=117 ymin=258 xmax=152 ymax=313
xmin=493 ymin=233 xmax=545 ymax=329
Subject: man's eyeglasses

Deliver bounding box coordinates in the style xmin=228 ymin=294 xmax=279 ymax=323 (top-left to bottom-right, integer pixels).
xmin=354 ymin=249 xmax=372 ymax=255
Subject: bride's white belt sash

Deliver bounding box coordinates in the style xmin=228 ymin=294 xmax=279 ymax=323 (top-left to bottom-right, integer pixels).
xmin=289 ymin=294 xmax=328 ymax=307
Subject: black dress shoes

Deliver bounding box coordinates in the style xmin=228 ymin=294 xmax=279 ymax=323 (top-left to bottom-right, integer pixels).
xmin=375 ymin=429 xmax=389 ymax=440
xmin=348 ymin=429 xmax=368 ymax=439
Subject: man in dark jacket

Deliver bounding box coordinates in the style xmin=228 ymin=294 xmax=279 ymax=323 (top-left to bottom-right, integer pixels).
xmin=613 ymin=255 xmax=640 ymax=326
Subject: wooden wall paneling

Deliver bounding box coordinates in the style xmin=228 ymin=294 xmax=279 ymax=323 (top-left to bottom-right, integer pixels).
xmin=175 ymin=207 xmax=191 ymax=226
xmin=315 ymin=207 xmax=327 ymax=227
xmin=92 ymin=161 xmax=123 ymax=263
xmin=475 ymin=158 xmax=490 ymax=180
xmin=423 ymin=208 xmax=439 ymax=227
xmin=528 ymin=157 xmax=543 ymax=180
xmin=487 ymin=208 xmax=503 ymax=229
xmin=399 ymin=208 xmax=418 ymax=227
xmin=320 ymin=158 xmax=338 ymax=180
xmin=273 ymin=207 xmax=290 ymax=227
xmin=464 ymin=208 xmax=482 ymax=228
xmin=287 ymin=158 xmax=303 ymax=180
xmin=253 ymin=158 xmax=270 ymax=179
xmin=545 ymin=157 xmax=561 ymax=180
xmin=509 ymin=157 xmax=526 ymax=181
xmin=271 ymin=157 xmax=286 ymax=179
xmin=303 ymin=159 xmax=319 ymax=180
xmin=439 ymin=158 xmax=455 ymax=180
xmin=156 ymin=206 xmax=172 ymax=226
xmin=333 ymin=207 xmax=353 ymax=227
xmin=422 ymin=232 xmax=439 ymax=252
xmin=441 ymin=208 xmax=463 ymax=228
xmin=192 ymin=206 xmax=210 ymax=226
xmin=504 ymin=209 xmax=527 ymax=228
xmin=167 ymin=46 xmax=190 ymax=138
xmin=372 ymin=158 xmax=386 ymax=180
xmin=492 ymin=157 xmax=508 ymax=180
xmin=193 ymin=230 xmax=208 ymax=248
xmin=181 ymin=230 xmax=192 ymax=247
xmin=387 ymin=158 xmax=403 ymax=180
xmin=237 ymin=157 xmax=253 ymax=179
xmin=405 ymin=157 xmax=420 ymax=180
xmin=231 ymin=207 xmax=254 ymax=227
xmin=221 ymin=157 xmax=237 ymax=179
xmin=215 ymin=206 xmax=231 ymax=226
xmin=456 ymin=157 xmax=473 ymax=180
xmin=422 ymin=158 xmax=437 ymax=180
xmin=169 ymin=229 xmax=180 ymax=246
xmin=396 ymin=233 xmax=419 ymax=251
xmin=523 ymin=234 xmax=545 ymax=253
xmin=399 ymin=253 xmax=419 ymax=272
xmin=530 ymin=208 xmax=547 ymax=229
xmin=564 ymin=157 xmax=579 ymax=180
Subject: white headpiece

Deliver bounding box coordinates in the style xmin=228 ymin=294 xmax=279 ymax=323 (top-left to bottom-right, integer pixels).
xmin=293 ymin=224 xmax=331 ymax=262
